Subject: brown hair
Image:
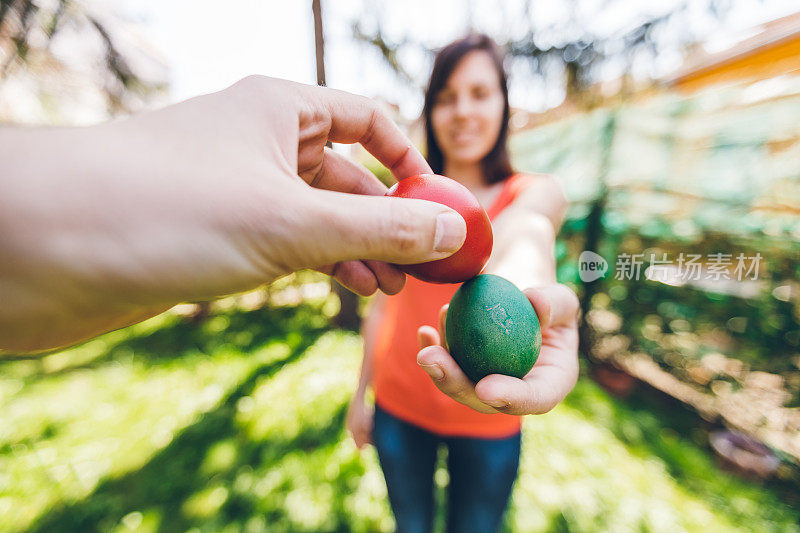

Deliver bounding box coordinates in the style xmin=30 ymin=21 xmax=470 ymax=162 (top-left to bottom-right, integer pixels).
xmin=423 ymin=34 xmax=514 ymax=184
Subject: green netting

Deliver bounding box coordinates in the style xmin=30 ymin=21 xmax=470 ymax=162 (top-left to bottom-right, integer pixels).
xmin=510 ymin=78 xmax=800 ymax=462
xmin=511 ymin=77 xmax=800 ymax=239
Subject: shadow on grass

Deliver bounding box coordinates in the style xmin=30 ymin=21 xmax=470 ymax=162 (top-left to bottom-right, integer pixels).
xmin=104 ymin=305 xmax=328 ymax=363
xmin=3 ymin=303 xmax=331 ymax=379
xmin=24 ymin=323 xmax=333 ymax=533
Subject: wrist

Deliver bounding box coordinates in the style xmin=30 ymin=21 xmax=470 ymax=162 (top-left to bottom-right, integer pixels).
xmin=354 ymin=383 xmax=371 ymax=400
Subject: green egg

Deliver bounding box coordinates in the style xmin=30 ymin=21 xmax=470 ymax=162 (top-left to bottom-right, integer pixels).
xmin=445 ymin=274 xmax=541 ymax=383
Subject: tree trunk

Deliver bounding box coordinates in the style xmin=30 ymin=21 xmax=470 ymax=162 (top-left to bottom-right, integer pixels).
xmin=312 ymin=0 xmax=326 ymax=87
xmin=312 ymin=0 xmax=360 ymax=329
xmin=579 ymin=111 xmax=616 ymax=360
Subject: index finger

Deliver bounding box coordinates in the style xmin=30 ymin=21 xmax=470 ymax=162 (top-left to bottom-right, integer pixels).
xmin=524 ymin=284 xmax=580 ymax=330
xmin=310 ymin=85 xmax=432 ymax=180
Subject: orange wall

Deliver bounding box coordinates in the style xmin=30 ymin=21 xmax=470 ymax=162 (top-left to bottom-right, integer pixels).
xmin=674 ymin=35 xmax=800 ymax=92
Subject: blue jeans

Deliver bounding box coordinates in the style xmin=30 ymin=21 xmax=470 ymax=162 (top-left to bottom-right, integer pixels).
xmin=373 ymin=403 xmax=521 ymax=533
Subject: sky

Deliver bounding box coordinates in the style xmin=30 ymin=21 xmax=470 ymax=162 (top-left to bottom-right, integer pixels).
xmin=109 ymin=0 xmax=800 ymax=120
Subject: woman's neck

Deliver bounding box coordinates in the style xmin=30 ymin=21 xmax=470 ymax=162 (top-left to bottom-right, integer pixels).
xmin=444 ymin=161 xmax=504 ymax=208
xmin=443 ymin=162 xmax=487 ymax=190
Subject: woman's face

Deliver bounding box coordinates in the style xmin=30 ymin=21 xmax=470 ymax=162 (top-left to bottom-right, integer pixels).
xmin=431 ymin=50 xmax=505 ymax=168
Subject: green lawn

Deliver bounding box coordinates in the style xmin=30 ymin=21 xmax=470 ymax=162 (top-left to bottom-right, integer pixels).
xmin=1 ymin=299 xmax=797 ymax=532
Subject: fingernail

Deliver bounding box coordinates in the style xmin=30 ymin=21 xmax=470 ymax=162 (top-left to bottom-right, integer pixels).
xmin=419 ymin=363 xmax=444 ymax=380
xmin=433 ymin=212 xmax=466 ymax=253
xmin=485 ymin=399 xmax=508 ymax=409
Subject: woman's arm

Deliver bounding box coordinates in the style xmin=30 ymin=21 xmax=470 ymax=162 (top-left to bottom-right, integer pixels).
xmin=346 ymin=291 xmax=387 ymax=449
xmin=483 ymin=175 xmax=566 ymax=290
xmin=484 ymin=211 xmax=557 ymax=290
xmin=414 ymin=175 xmax=579 ymax=416
xmin=355 ymin=291 xmax=388 ymax=399
xmin=519 ymin=174 xmax=568 ymax=232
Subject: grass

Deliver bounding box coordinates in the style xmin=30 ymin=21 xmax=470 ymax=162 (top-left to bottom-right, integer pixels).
xmin=1 ymin=297 xmax=798 ymax=532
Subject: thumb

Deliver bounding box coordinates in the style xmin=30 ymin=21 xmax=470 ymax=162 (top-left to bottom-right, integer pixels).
xmin=305 ymin=189 xmax=467 ymax=266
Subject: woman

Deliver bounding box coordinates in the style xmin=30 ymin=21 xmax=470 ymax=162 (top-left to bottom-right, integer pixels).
xmin=347 ymin=34 xmax=568 ymax=533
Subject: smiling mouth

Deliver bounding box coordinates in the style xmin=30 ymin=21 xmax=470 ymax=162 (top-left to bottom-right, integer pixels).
xmin=452 ymin=132 xmax=480 ymax=144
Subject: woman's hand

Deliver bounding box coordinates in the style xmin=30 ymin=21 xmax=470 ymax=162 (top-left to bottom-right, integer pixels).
xmin=346 ymin=394 xmax=374 ymax=449
xmin=1 ymin=75 xmax=468 ymax=352
xmin=416 ymin=283 xmax=580 ymax=415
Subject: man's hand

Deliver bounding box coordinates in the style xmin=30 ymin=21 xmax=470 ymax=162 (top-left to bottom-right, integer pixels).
xmin=416 ymin=283 xmax=579 ymax=415
xmin=0 ymin=76 xmax=468 ymax=352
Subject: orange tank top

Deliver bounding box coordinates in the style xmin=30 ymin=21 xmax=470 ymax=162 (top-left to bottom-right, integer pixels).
xmin=373 ymin=173 xmax=535 ymax=438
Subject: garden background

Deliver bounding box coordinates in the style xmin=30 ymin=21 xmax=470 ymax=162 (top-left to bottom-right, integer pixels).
xmin=1 ymin=1 xmax=799 ymax=531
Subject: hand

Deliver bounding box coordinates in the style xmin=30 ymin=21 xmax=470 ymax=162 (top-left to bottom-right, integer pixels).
xmin=416 ymin=283 xmax=579 ymax=415
xmin=1 ymin=76 xmax=468 ymax=352
xmin=346 ymin=394 xmax=374 ymax=449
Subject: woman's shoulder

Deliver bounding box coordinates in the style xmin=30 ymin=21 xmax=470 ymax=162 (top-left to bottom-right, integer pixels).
xmin=507 ymin=172 xmax=567 ymax=230
xmin=511 ymin=171 xmax=558 ymax=185
xmin=510 ymin=172 xmax=565 ymax=203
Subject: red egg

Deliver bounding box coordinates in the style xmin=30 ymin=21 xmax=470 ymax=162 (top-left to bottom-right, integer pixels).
xmin=385 ymin=174 xmax=493 ymax=284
